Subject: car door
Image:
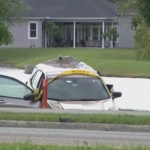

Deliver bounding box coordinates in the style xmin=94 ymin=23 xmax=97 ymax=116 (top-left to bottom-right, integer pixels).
xmin=0 ymin=75 xmax=41 ymax=108
xmin=28 ymin=70 xmax=45 ymax=104
xmin=30 ymin=70 xmax=45 ymax=91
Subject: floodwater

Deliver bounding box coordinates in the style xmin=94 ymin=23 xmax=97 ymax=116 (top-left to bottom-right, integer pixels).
xmin=1 ymin=67 xmax=150 ymax=111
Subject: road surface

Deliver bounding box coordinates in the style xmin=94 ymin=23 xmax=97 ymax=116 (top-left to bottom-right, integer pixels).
xmin=0 ymin=127 xmax=149 ymax=146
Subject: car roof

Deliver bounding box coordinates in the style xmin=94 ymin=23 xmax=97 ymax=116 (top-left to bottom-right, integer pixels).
xmin=35 ymin=56 xmax=99 ymax=77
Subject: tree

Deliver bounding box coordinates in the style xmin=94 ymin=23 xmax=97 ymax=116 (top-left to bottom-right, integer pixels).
xmin=134 ymin=23 xmax=150 ymax=61
xmin=0 ymin=22 xmax=13 ymax=45
xmin=136 ymin=0 xmax=150 ymax=27
xmin=117 ymin=0 xmax=137 ymax=14
xmin=103 ymin=28 xmax=119 ymax=48
xmin=44 ymin=20 xmax=61 ymax=47
xmin=117 ymin=0 xmax=150 ymax=61
xmin=0 ymin=0 xmax=29 ymax=45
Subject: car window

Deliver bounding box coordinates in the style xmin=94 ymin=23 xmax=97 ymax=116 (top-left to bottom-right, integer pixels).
xmin=0 ymin=76 xmax=32 ymax=99
xmin=31 ymin=70 xmax=43 ymax=89
xmin=37 ymin=74 xmax=45 ymax=90
xmin=47 ymin=75 xmax=110 ymax=101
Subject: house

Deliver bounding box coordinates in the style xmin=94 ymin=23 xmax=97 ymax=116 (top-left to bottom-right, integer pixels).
xmin=3 ymin=0 xmax=135 ymax=48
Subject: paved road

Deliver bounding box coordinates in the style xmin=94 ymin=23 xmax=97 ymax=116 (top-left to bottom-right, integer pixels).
xmin=0 ymin=127 xmax=149 ymax=146
xmin=0 ymin=107 xmax=150 ymax=116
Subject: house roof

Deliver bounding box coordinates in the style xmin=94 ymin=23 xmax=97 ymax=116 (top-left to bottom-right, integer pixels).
xmin=23 ymin=0 xmax=117 ymax=19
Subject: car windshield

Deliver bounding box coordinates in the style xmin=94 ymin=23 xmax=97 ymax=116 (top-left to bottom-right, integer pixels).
xmin=47 ymin=75 xmax=110 ymax=101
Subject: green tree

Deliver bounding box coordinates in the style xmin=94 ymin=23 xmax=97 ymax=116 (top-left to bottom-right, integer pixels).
xmin=44 ymin=20 xmax=61 ymax=47
xmin=0 ymin=0 xmax=29 ymax=45
xmin=103 ymin=28 xmax=119 ymax=48
xmin=117 ymin=0 xmax=137 ymax=14
xmin=117 ymin=0 xmax=150 ymax=61
xmin=134 ymin=23 xmax=150 ymax=61
xmin=136 ymin=0 xmax=150 ymax=27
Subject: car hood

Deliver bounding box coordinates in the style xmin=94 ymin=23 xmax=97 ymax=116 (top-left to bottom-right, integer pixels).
xmin=47 ymin=99 xmax=118 ymax=110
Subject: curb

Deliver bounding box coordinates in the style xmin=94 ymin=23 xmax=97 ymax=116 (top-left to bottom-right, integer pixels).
xmin=0 ymin=63 xmax=16 ymax=68
xmin=0 ymin=108 xmax=150 ymax=116
xmin=0 ymin=120 xmax=150 ymax=132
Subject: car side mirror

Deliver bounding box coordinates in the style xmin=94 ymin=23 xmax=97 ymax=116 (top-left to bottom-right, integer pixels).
xmin=112 ymin=92 xmax=122 ymax=99
xmin=24 ymin=93 xmax=35 ymax=101
xmin=106 ymin=84 xmax=114 ymax=92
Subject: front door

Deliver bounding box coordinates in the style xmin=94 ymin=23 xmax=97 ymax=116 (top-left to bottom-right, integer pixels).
xmin=92 ymin=27 xmax=99 ymax=41
xmin=0 ymin=75 xmax=40 ymax=108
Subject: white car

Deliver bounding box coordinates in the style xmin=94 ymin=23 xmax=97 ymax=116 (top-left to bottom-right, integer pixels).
xmin=25 ymin=56 xmax=122 ymax=110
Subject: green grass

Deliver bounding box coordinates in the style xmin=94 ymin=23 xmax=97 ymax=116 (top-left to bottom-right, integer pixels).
xmin=1 ymin=48 xmax=150 ymax=77
xmin=0 ymin=141 xmax=148 ymax=149
xmin=1 ymin=112 xmax=150 ymax=125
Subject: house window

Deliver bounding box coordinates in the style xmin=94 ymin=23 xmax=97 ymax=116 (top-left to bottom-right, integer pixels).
xmin=112 ymin=27 xmax=118 ymax=43
xmin=67 ymin=28 xmax=71 ymax=40
xmin=100 ymin=27 xmax=107 ymax=41
xmin=28 ymin=21 xmax=38 ymax=39
xmin=63 ymin=28 xmax=66 ymax=39
xmin=92 ymin=27 xmax=99 ymax=41
xmin=85 ymin=27 xmax=89 ymax=41
xmin=75 ymin=28 xmax=78 ymax=41
xmin=100 ymin=27 xmax=102 ymax=41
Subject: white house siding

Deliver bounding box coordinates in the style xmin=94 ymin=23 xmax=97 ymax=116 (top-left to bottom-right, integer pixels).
xmin=1 ymin=19 xmax=43 ymax=48
xmin=119 ymin=15 xmax=134 ymax=48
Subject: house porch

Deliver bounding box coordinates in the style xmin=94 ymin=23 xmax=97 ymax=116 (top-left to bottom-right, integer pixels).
xmin=44 ymin=20 xmax=119 ymax=48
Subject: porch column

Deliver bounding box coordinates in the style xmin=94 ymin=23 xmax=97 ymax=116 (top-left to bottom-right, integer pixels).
xmin=111 ymin=22 xmax=113 ymax=48
xmin=73 ymin=22 xmax=76 ymax=48
xmin=102 ymin=21 xmax=105 ymax=48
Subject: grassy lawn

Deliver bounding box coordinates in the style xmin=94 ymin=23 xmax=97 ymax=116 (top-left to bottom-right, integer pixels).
xmin=1 ymin=112 xmax=150 ymax=125
xmin=0 ymin=141 xmax=148 ymax=150
xmin=0 ymin=48 xmax=150 ymax=77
